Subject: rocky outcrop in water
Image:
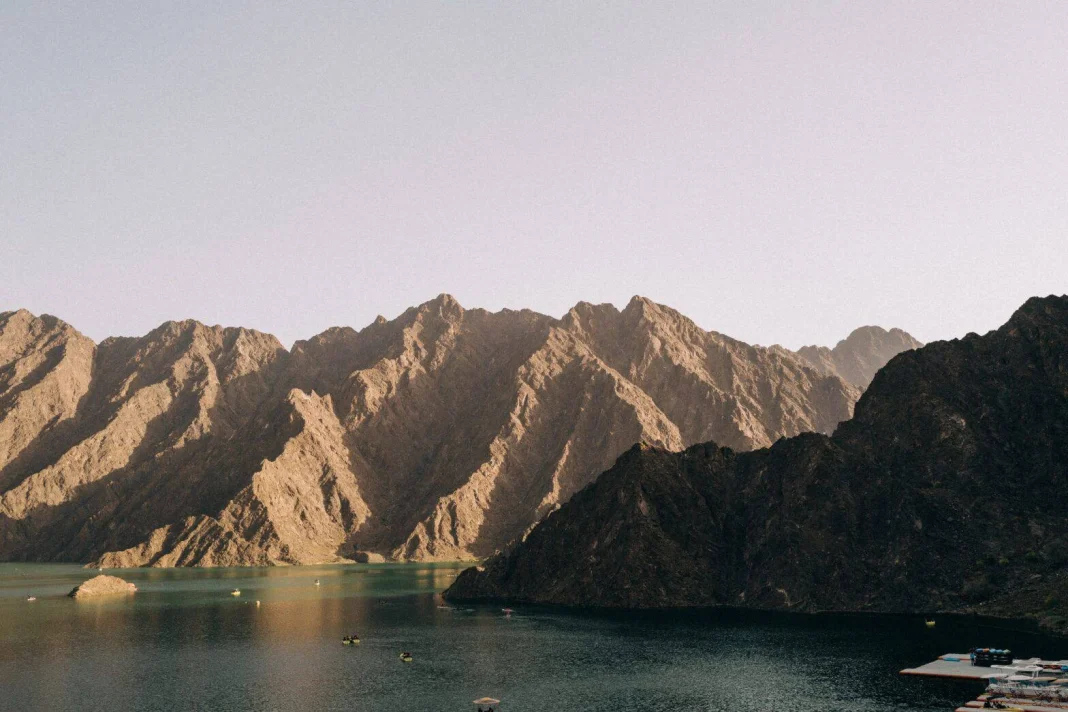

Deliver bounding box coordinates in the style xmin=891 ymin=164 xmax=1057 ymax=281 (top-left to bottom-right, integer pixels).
xmin=444 ymin=295 xmax=1068 ymax=631
xmin=68 ymin=574 xmax=137 ymax=598
xmin=0 ymin=298 xmax=909 ymax=566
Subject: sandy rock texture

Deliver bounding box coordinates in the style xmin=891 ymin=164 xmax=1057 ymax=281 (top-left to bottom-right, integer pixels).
xmin=0 ymin=296 xmax=913 ymax=566
xmin=68 ymin=574 xmax=137 ymax=598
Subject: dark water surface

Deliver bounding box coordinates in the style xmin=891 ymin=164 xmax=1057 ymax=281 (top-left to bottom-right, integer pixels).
xmin=2 ymin=563 xmax=1066 ymax=712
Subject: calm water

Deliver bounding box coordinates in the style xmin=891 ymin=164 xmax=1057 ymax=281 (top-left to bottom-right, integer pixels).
xmin=1 ymin=563 xmax=1065 ymax=712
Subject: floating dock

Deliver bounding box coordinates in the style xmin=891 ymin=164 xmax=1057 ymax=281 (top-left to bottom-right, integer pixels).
xmin=902 ymin=653 xmax=1068 ymax=710
xmin=900 ymin=653 xmax=1017 ymax=680
xmin=902 ymin=654 xmax=1068 ymax=681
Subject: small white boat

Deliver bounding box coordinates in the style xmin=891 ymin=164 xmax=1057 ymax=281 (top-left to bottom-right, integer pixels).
xmin=26 ymin=596 xmax=36 ymax=602
xmin=983 ymin=663 xmax=1068 ymax=702
xmin=314 ymin=579 xmax=321 ymax=587
xmin=231 ymin=589 xmax=241 ymax=597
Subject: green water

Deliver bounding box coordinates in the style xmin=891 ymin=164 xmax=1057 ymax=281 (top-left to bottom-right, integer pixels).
xmin=1 ymin=563 xmax=1065 ymax=712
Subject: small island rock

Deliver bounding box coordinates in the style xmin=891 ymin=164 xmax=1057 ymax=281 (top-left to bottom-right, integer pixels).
xmin=68 ymin=575 xmax=137 ymax=599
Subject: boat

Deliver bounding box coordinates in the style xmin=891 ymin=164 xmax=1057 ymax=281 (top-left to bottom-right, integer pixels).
xmin=25 ymin=596 xmax=36 ymax=602
xmin=399 ymin=652 xmax=413 ymax=663
xmin=907 ymin=650 xmax=1068 ymax=709
xmin=982 ymin=664 xmax=1068 ymax=704
xmin=925 ymin=618 xmax=936 ymax=628
xmin=231 ymin=589 xmax=241 ymax=597
xmin=314 ymin=579 xmax=321 ymax=587
xmin=342 ymin=635 xmax=360 ymax=646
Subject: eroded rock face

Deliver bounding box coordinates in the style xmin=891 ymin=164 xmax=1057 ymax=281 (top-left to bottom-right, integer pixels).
xmin=444 ymin=295 xmax=1068 ymax=632
xmin=0 ymin=298 xmax=911 ymax=566
xmin=0 ymin=310 xmax=95 ymax=488
xmin=68 ymin=574 xmax=137 ymax=598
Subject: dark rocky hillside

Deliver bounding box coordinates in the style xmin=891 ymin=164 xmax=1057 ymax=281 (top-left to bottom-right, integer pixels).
xmin=445 ymin=295 xmax=1068 ymax=631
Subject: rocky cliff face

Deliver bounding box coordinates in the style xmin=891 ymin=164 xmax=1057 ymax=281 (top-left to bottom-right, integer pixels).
xmin=794 ymin=326 xmax=923 ymax=388
xmin=444 ymin=295 xmax=1068 ymax=631
xmin=0 ymin=297 xmax=908 ymax=566
xmin=0 ymin=311 xmax=95 ymax=486
xmin=0 ymin=316 xmax=290 ymax=565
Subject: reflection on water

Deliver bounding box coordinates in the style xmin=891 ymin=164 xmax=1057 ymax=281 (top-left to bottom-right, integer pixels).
xmin=1 ymin=563 xmax=1066 ymax=712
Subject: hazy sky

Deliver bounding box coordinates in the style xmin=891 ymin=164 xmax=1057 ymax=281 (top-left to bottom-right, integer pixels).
xmin=2 ymin=2 xmax=1066 ymax=349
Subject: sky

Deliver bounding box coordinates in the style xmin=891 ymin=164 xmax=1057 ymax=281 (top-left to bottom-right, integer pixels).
xmin=2 ymin=2 xmax=1066 ymax=350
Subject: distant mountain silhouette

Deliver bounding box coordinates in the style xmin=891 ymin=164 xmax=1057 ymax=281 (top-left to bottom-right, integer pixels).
xmin=795 ymin=326 xmax=923 ymax=387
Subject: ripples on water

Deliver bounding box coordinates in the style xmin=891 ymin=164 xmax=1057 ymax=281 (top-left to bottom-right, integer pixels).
xmin=1 ymin=563 xmax=1065 ymax=712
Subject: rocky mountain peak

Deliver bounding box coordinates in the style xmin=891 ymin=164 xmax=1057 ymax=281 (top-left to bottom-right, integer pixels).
xmin=623 ymin=294 xmax=658 ymax=316
xmin=418 ymin=293 xmax=465 ymax=320
xmin=0 ymin=308 xmax=82 ymax=342
xmin=1005 ymin=294 xmax=1068 ymax=334
xmin=0 ymin=298 xmax=914 ymax=567
xmin=622 ymin=296 xmax=676 ymax=331
xmin=562 ymin=300 xmax=618 ymax=326
xmin=795 ymin=323 xmax=922 ymax=388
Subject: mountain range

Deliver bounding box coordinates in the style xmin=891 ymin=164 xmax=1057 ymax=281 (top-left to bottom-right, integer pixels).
xmin=0 ymin=296 xmax=918 ymax=567
xmin=444 ymin=295 xmax=1068 ymax=632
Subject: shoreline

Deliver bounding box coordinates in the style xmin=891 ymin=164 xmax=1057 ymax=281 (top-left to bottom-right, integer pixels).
xmin=440 ymin=594 xmax=1068 ymax=639
xmin=8 ymin=559 xmax=1066 ymax=639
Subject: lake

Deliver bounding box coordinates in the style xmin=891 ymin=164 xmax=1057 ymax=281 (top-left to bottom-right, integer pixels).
xmin=1 ymin=563 xmax=1064 ymax=712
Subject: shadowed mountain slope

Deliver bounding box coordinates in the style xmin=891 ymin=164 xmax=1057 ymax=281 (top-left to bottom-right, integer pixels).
xmin=444 ymin=296 xmax=1068 ymax=631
